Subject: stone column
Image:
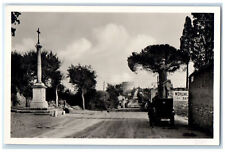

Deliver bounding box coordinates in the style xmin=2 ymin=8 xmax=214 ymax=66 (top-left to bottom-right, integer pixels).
xmin=30 ymin=28 xmax=48 ymax=109
xmin=37 ymin=43 xmax=42 ymax=83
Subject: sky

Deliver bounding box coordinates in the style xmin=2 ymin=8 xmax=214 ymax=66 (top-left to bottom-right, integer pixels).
xmin=12 ymin=12 xmax=194 ymax=90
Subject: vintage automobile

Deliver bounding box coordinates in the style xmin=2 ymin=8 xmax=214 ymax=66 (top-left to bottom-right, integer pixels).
xmin=148 ymin=98 xmax=175 ymax=126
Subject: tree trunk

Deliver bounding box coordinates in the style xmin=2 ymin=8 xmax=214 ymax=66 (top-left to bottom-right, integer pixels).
xmin=158 ymin=70 xmax=167 ymax=98
xmin=55 ymin=86 xmax=58 ymax=107
xmin=25 ymin=97 xmax=30 ymax=107
xmin=186 ymin=62 xmax=189 ymax=89
xmin=81 ymin=90 xmax=85 ymax=110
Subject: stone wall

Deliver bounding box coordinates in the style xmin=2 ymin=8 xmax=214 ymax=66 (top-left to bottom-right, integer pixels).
xmin=189 ymin=66 xmax=213 ymax=136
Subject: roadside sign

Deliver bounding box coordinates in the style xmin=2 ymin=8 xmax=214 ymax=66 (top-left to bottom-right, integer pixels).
xmin=173 ymin=91 xmax=188 ymax=101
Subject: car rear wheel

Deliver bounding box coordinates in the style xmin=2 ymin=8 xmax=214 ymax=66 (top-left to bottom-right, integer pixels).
xmin=170 ymin=115 xmax=174 ymax=126
xmin=149 ymin=118 xmax=153 ymax=127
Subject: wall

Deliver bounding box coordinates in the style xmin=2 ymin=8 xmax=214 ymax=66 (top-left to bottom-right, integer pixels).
xmin=189 ymin=66 xmax=213 ymax=136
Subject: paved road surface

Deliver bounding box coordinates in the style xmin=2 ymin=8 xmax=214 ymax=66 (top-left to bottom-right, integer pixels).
xmin=11 ymin=111 xmax=211 ymax=138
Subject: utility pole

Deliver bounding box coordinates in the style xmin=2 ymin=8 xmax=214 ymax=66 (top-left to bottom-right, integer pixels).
xmin=103 ymin=81 xmax=108 ymax=111
xmin=103 ymin=81 xmax=106 ymax=102
xmin=103 ymin=81 xmax=105 ymax=91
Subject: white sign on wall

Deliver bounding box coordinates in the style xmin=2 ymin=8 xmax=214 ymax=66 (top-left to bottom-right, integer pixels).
xmin=173 ymin=91 xmax=189 ymax=102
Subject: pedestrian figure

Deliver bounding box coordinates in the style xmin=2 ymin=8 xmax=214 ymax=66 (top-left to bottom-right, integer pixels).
xmin=148 ymin=93 xmax=159 ymax=127
xmin=148 ymin=102 xmax=155 ymax=127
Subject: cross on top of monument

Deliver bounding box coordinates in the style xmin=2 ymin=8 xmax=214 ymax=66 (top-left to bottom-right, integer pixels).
xmin=37 ymin=28 xmax=41 ymax=44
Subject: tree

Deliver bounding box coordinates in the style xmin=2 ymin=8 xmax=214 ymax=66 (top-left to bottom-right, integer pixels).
xmin=11 ymin=52 xmax=28 ymax=106
xmin=51 ymin=71 xmax=63 ymax=107
xmin=85 ymin=89 xmax=108 ymax=110
xmin=180 ymin=16 xmax=193 ymax=89
xmin=11 ymin=51 xmax=36 ymax=106
xmin=11 ymin=12 xmax=21 ymax=36
xmin=11 ymin=50 xmax=63 ymax=106
xmin=179 ymin=13 xmax=214 ymax=88
xmin=191 ymin=13 xmax=214 ymax=70
xmin=67 ymin=64 xmax=97 ymax=110
xmin=106 ymin=84 xmax=121 ymax=109
xmin=127 ymin=44 xmax=183 ymax=98
xmin=11 ymin=52 xmax=24 ymax=95
xmin=42 ymin=51 xmax=63 ymax=107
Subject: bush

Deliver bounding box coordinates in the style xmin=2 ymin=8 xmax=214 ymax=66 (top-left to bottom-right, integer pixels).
xmin=86 ymin=90 xmax=109 ymax=110
xmin=106 ymin=84 xmax=120 ymax=109
xmin=59 ymin=89 xmax=82 ymax=107
xmin=11 ymin=93 xmax=19 ymax=107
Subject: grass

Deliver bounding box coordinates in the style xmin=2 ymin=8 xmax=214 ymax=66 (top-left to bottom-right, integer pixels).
xmin=173 ymin=101 xmax=188 ymax=118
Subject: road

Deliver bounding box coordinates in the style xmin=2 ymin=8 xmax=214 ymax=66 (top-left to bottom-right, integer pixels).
xmin=11 ymin=111 xmax=211 ymax=138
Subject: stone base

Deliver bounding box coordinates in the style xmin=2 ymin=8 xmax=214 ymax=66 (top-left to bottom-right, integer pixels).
xmin=30 ymin=101 xmax=48 ymax=109
xmin=30 ymin=82 xmax=48 ymax=108
xmin=11 ymin=107 xmax=65 ymax=117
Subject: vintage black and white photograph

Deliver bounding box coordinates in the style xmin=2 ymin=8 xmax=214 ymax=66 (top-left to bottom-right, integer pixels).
xmin=4 ymin=6 xmax=220 ymax=145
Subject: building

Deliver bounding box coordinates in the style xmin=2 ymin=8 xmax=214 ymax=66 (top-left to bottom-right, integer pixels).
xmin=120 ymin=81 xmax=134 ymax=95
xmin=188 ymin=64 xmax=213 ymax=136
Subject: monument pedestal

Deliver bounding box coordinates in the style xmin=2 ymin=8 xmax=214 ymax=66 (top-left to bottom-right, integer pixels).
xmin=30 ymin=82 xmax=48 ymax=108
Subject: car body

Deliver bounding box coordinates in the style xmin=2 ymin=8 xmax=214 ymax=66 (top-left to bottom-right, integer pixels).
xmin=148 ymin=98 xmax=175 ymax=126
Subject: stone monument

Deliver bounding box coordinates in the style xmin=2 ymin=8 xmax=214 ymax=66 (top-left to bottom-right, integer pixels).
xmin=30 ymin=28 xmax=48 ymax=108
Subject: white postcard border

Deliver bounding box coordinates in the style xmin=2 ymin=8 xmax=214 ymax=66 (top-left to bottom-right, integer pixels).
xmin=4 ymin=5 xmax=221 ymax=145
